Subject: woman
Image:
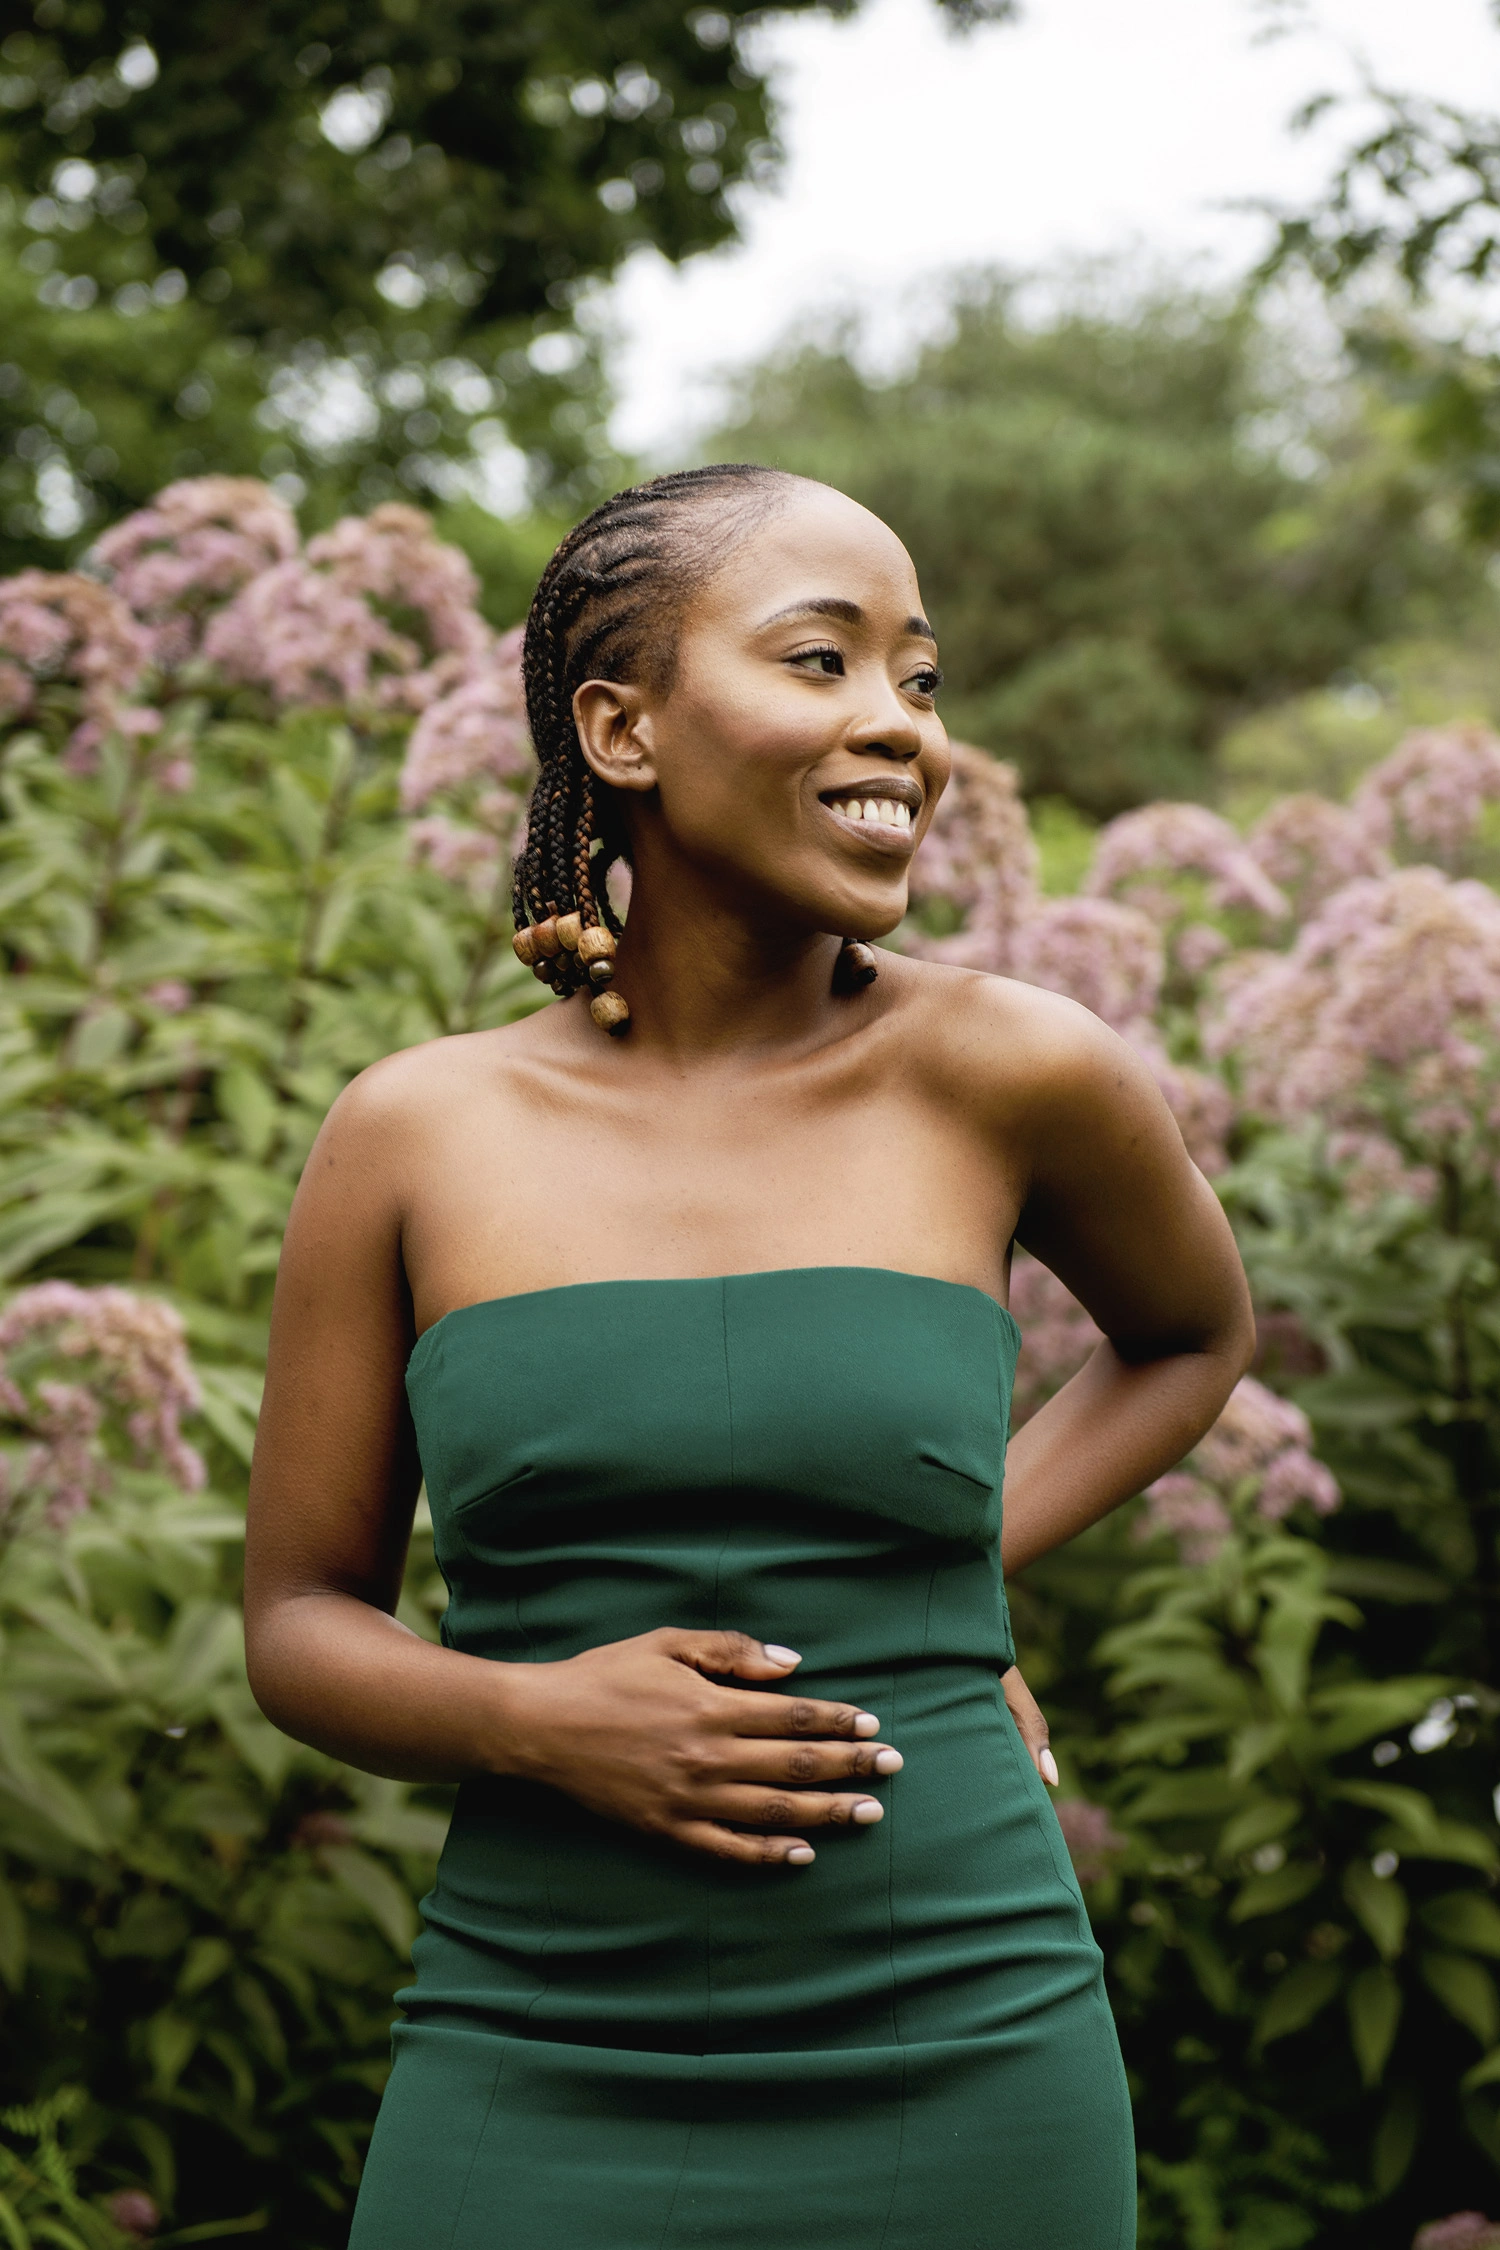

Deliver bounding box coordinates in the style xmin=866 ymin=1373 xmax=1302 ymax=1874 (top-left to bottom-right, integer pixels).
xmin=245 ymin=465 xmax=1254 ymax=2250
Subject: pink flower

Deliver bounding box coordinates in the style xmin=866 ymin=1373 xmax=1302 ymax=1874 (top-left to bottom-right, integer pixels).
xmin=1010 ymin=897 xmax=1163 ymax=1030
xmin=1413 ymin=2220 xmax=1500 ymax=2250
xmin=205 ymin=504 xmax=489 ymax=714
xmin=400 ymin=631 xmax=532 ymax=813
xmin=1197 ymin=1375 xmax=1311 ymax=1486
xmin=93 ymin=476 xmax=299 ymax=666
xmin=1354 ymin=725 xmax=1500 ymax=871
xmin=0 ymin=1283 xmax=205 ymax=1521
xmin=1009 ymin=1253 xmax=1102 ymax=1428
xmin=907 ymin=744 xmax=1038 ymax=972
xmin=145 ymin=980 xmax=193 ymax=1014
xmin=408 ymin=815 xmax=504 ymax=897
xmin=1053 ymin=1798 xmax=1128 ymax=1883
xmin=0 ymin=570 xmax=152 ymax=742
xmin=1248 ymin=792 xmax=1389 ymax=917
xmin=1208 ymin=867 xmax=1500 ymax=1158
xmin=106 ymin=2189 xmax=161 ymax=2240
xmin=1136 ymin=1474 xmax=1233 ymax=1563
xmin=1087 ymin=801 xmax=1287 ymax=925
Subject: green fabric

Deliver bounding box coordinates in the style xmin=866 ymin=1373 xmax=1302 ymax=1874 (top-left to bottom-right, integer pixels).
xmin=349 ymin=1268 xmax=1136 ymax=2248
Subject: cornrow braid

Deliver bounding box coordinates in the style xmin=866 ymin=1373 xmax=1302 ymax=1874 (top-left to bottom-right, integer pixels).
xmin=509 ymin=466 xmax=881 ymax=1032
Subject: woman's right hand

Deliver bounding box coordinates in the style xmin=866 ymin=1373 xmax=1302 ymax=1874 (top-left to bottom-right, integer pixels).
xmin=499 ymin=1627 xmax=902 ymax=1865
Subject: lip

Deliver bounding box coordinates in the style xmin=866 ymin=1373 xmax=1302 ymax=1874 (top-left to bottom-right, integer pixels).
xmin=820 ymin=799 xmax=919 ymax=855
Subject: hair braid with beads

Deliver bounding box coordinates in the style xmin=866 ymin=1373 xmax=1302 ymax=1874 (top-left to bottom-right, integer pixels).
xmin=510 ymin=466 xmax=881 ymax=1031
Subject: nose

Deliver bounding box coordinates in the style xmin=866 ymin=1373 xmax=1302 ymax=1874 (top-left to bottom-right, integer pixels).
xmin=845 ymin=681 xmax=923 ymax=762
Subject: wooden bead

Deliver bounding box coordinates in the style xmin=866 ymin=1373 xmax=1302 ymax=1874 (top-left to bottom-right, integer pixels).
xmin=590 ymin=990 xmax=631 ymax=1035
xmin=588 ymin=957 xmax=615 ymax=987
xmin=577 ymin=926 xmax=616 ymax=966
xmin=556 ymin=911 xmax=582 ymax=952
xmin=835 ymin=940 xmax=879 ymax=990
xmin=512 ymin=927 xmax=538 ymax=967
xmin=534 ymin=958 xmax=559 ymax=987
xmin=531 ymin=917 xmax=562 ymax=958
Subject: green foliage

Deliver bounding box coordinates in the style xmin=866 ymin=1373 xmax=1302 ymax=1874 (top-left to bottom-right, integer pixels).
xmin=1019 ymin=1111 xmax=1500 ymax=2244
xmin=0 ymin=619 xmax=544 ymax=2240
xmin=0 ymin=0 xmax=1014 ymax=561
xmin=709 ymin=279 xmax=1483 ymax=814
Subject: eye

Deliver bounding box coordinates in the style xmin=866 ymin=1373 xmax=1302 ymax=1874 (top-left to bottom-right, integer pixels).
xmin=787 ymin=643 xmax=845 ymax=678
xmin=905 ymin=663 xmax=943 ymax=699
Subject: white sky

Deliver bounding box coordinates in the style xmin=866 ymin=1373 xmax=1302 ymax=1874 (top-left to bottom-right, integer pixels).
xmin=600 ymin=0 xmax=1500 ymax=457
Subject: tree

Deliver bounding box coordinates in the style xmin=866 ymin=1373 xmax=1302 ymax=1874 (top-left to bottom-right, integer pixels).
xmin=0 ymin=0 xmax=1014 ymax=569
xmin=708 ymin=279 xmax=1482 ymax=815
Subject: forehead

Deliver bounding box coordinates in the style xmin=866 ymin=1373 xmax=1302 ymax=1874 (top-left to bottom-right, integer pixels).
xmin=691 ymin=483 xmax=923 ymax=628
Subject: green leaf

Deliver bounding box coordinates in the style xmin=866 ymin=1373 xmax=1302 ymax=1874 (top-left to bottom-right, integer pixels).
xmin=1124 ymin=1772 xmax=1250 ymax=1824
xmin=0 ymin=1878 xmax=25 ymax=1994
xmin=1310 ymin=1679 xmax=1453 ymax=1755
xmin=1230 ymin=1862 xmax=1324 ymax=1922
xmin=1253 ymin=1960 xmax=1341 ymax=2048
xmin=1180 ymin=1928 xmax=1238 ymax=2014
xmin=1371 ymin=2084 xmax=1421 ymax=2196
xmin=1342 ymin=1859 xmax=1408 ymax=1962
xmin=320 ymin=1846 xmax=418 ymax=1957
xmin=1219 ymin=1796 xmax=1301 ymax=1861
xmin=1420 ymin=1890 xmax=1500 ymax=1957
xmin=178 ymin=1937 xmax=233 ymax=1997
xmin=1462 ymin=2046 xmax=1500 ymax=2094
xmin=1346 ymin=1965 xmax=1402 ymax=2086
xmin=1421 ymin=1950 xmax=1500 ymax=2046
xmin=146 ymin=2009 xmax=198 ymax=2095
xmin=0 ymin=2189 xmax=28 ymax=2250
xmin=1331 ymin=1779 xmax=1440 ymax=1841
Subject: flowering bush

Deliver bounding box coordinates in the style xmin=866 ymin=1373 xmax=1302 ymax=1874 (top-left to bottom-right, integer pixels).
xmin=0 ymin=480 xmax=1497 ymax=2244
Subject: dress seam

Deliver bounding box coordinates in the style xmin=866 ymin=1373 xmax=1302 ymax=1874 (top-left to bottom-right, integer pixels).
xmin=655 ymin=2057 xmax=705 ymax=2250
xmin=445 ymin=2037 xmax=510 ymax=2250
xmin=876 ymin=1661 xmax=907 ymax=2250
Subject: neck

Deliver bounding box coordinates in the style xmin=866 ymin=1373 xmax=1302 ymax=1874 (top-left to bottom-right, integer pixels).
xmin=603 ymin=857 xmax=854 ymax=1060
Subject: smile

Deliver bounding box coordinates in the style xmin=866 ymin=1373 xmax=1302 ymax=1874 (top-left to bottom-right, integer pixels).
xmin=825 ymin=795 xmax=914 ymax=837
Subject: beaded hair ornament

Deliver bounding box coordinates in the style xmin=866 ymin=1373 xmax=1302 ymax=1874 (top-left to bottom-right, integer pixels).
xmin=511 ymin=466 xmax=879 ymax=1034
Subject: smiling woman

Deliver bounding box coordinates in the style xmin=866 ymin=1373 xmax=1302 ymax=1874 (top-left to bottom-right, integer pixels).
xmin=243 ymin=468 xmax=1255 ymax=2248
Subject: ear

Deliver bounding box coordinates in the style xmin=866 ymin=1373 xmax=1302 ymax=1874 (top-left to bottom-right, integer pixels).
xmin=573 ymin=679 xmax=658 ymax=795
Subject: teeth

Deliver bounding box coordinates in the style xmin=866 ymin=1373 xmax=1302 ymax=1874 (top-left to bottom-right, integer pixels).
xmin=832 ymin=797 xmax=912 ymax=831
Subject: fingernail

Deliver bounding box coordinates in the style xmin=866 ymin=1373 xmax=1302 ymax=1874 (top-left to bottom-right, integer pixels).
xmin=763 ymin=1645 xmax=801 ymax=1666
xmin=1039 ymin=1748 xmax=1060 ymax=1787
xmin=853 ymin=1799 xmax=884 ymax=1824
xmin=787 ymin=1845 xmax=815 ymax=1864
xmin=873 ymin=1748 xmax=903 ymax=1774
xmin=853 ymin=1711 xmax=880 ymax=1737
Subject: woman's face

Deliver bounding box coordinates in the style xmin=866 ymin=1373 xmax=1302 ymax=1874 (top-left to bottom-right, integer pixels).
xmin=580 ymin=483 xmax=951 ymax=943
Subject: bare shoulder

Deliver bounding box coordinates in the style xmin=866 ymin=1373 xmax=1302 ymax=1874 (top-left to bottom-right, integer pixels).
xmin=878 ymin=952 xmax=1159 ymax=1131
xmin=310 ymin=1009 xmax=559 ymax=1183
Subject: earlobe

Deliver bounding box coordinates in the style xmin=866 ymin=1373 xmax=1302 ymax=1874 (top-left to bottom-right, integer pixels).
xmin=572 ymin=679 xmax=659 ymax=795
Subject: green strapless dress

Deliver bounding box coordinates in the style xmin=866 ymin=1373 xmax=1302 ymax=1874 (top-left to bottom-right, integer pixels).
xmin=349 ymin=1268 xmax=1135 ymax=2249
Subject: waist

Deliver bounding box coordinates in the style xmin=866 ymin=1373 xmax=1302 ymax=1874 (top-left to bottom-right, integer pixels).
xmin=437 ymin=1544 xmax=1014 ymax=1674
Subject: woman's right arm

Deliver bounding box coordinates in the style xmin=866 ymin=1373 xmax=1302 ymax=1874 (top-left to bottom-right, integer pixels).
xmin=244 ymin=1056 xmax=896 ymax=1864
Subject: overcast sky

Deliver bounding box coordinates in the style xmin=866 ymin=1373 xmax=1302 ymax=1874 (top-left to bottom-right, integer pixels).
xmin=599 ymin=0 xmax=1500 ymax=458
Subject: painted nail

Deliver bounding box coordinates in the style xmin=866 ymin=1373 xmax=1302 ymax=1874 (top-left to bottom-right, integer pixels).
xmin=853 ymin=1711 xmax=880 ymax=1737
xmin=763 ymin=1645 xmax=801 ymax=1666
xmin=1039 ymin=1748 xmax=1060 ymax=1787
xmin=852 ymin=1799 xmax=884 ymax=1824
xmin=787 ymin=1846 xmax=815 ymax=1864
xmin=873 ymin=1748 xmax=903 ymax=1775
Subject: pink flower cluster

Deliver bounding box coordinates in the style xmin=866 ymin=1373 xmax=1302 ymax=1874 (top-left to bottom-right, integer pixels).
xmin=907 ymin=744 xmax=1038 ymax=971
xmin=1009 ymin=1252 xmax=1102 ymax=1427
xmin=93 ymin=476 xmax=299 ymax=667
xmin=1353 ymin=724 xmax=1500 ymax=870
xmin=1010 ymin=897 xmax=1163 ymax=1032
xmin=204 ymin=502 xmax=490 ymax=714
xmin=1413 ymin=2220 xmax=1500 ymax=2250
xmin=1137 ymin=1374 xmax=1339 ymax=1562
xmin=0 ymin=570 xmax=154 ymax=762
xmin=0 ymin=1282 xmax=204 ymax=1526
xmin=1085 ymin=801 xmax=1288 ymax=927
xmin=1209 ymin=866 xmax=1500 ymax=1158
xmin=1247 ymin=791 xmax=1389 ymax=918
xmin=1052 ymin=1797 xmax=1128 ymax=1883
xmin=399 ymin=624 xmax=535 ymax=899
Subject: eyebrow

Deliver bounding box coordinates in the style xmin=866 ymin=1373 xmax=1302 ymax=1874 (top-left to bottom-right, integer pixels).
xmin=757 ymin=596 xmax=937 ymax=645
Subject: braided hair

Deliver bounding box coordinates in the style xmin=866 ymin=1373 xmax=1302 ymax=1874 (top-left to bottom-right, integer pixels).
xmin=510 ymin=465 xmax=879 ymax=1030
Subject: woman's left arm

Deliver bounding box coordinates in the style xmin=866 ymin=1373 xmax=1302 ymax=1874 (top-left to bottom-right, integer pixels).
xmin=995 ymin=995 xmax=1256 ymax=1576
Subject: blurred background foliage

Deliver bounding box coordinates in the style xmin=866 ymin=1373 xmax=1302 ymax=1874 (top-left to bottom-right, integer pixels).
xmin=2 ymin=0 xmax=1500 ymax=2242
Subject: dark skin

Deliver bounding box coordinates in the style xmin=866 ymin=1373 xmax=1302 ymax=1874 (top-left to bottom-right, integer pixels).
xmin=245 ymin=481 xmax=1256 ymax=1868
